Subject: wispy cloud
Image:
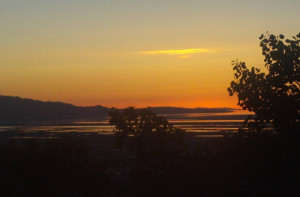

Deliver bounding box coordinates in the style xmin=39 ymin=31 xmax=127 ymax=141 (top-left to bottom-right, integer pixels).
xmin=141 ymin=48 xmax=211 ymax=57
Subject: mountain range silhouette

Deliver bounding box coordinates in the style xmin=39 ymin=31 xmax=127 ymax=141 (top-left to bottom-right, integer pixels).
xmin=0 ymin=95 xmax=234 ymax=124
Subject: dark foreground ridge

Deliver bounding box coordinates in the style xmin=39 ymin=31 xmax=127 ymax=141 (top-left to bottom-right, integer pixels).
xmin=0 ymin=130 xmax=299 ymax=196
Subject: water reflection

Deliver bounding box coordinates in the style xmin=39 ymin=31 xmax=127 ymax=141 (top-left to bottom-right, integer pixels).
xmin=0 ymin=110 xmax=253 ymax=135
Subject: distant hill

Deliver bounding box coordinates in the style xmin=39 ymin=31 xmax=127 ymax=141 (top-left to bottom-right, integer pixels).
xmin=0 ymin=95 xmax=236 ymax=125
xmin=149 ymin=107 xmax=234 ymax=114
xmin=0 ymin=95 xmax=108 ymax=123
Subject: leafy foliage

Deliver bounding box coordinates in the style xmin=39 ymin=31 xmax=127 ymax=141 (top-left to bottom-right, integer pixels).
xmin=108 ymin=107 xmax=185 ymax=158
xmin=228 ymin=33 xmax=300 ymax=134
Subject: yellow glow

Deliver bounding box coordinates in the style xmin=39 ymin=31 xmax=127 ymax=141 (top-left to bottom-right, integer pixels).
xmin=179 ymin=55 xmax=189 ymax=58
xmin=141 ymin=48 xmax=211 ymax=55
xmin=0 ymin=0 xmax=297 ymax=109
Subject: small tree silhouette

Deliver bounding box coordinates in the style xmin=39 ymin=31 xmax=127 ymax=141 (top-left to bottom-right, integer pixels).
xmin=108 ymin=107 xmax=185 ymax=159
xmin=228 ymin=33 xmax=300 ymax=134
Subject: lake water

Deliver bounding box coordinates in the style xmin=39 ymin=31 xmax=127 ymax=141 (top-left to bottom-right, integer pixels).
xmin=0 ymin=110 xmax=253 ymax=137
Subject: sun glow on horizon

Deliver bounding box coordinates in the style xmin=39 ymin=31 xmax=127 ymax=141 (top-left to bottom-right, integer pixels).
xmin=1 ymin=1 xmax=298 ymax=110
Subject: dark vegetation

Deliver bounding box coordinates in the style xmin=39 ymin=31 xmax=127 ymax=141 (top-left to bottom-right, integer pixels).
xmin=1 ymin=129 xmax=299 ymax=196
xmin=109 ymin=107 xmax=185 ymax=167
xmin=228 ymin=33 xmax=300 ymax=134
xmin=0 ymin=135 xmax=111 ymax=196
xmin=0 ymin=33 xmax=299 ymax=196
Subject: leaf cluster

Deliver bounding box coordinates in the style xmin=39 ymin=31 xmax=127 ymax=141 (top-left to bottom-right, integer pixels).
xmin=228 ymin=33 xmax=300 ymax=134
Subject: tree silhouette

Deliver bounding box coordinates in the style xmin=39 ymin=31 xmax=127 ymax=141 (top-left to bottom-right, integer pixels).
xmin=228 ymin=33 xmax=300 ymax=134
xmin=108 ymin=107 xmax=185 ymax=158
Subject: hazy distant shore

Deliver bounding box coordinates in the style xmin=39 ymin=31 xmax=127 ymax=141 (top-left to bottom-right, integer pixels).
xmin=0 ymin=95 xmax=238 ymax=123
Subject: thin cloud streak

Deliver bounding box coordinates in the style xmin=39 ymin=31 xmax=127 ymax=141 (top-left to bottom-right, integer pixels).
xmin=141 ymin=48 xmax=211 ymax=55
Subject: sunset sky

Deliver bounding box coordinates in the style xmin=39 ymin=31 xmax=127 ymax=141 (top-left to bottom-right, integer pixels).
xmin=1 ymin=0 xmax=299 ymax=108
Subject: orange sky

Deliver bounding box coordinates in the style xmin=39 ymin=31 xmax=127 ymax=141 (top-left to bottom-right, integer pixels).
xmin=1 ymin=1 xmax=299 ymax=108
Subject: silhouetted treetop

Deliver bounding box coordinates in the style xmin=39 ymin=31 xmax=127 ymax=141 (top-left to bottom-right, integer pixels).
xmin=108 ymin=107 xmax=185 ymax=157
xmin=228 ymin=33 xmax=300 ymax=134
